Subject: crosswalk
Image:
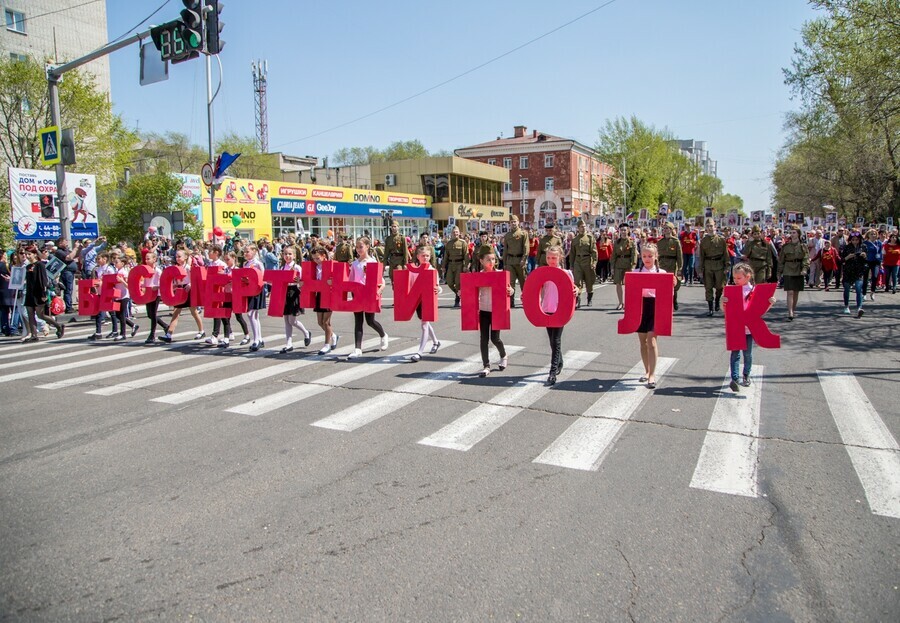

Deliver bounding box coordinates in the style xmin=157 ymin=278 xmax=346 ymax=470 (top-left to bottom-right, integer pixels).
xmin=2 ymin=333 xmax=897 ymax=518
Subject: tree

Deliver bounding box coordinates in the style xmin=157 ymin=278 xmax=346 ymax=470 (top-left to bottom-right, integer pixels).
xmin=105 ymin=172 xmax=181 ymax=245
xmin=132 ymin=132 xmax=207 ymax=175
xmin=779 ymin=0 xmax=900 ymax=223
xmin=215 ymin=132 xmax=270 ymax=180
xmin=0 ymin=56 xmax=136 ymax=199
xmin=695 ymin=174 xmax=723 ymax=210
xmin=661 ymin=150 xmax=699 ymax=215
xmin=332 ymin=139 xmax=440 ymax=165
xmin=713 ymin=193 xmax=745 ymax=215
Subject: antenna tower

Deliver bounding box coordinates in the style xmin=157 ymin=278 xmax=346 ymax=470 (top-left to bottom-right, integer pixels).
xmin=252 ymin=59 xmax=269 ymax=153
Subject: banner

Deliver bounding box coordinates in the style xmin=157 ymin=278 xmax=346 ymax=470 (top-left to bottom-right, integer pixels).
xmin=8 ymin=167 xmax=98 ymax=240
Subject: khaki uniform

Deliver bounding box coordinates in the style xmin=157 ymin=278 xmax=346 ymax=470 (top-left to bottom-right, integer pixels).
xmin=441 ymin=238 xmax=469 ymax=294
xmin=744 ymin=239 xmax=773 ymax=284
xmin=333 ymin=241 xmax=353 ymax=264
xmin=698 ymin=234 xmax=728 ymax=302
xmin=612 ymin=238 xmax=637 ymax=285
xmin=470 ymin=243 xmax=494 ymax=272
xmin=777 ymin=241 xmax=810 ymax=278
xmin=503 ymin=228 xmax=530 ymax=293
xmin=538 ymin=233 xmax=563 ymax=267
xmin=568 ymin=232 xmax=598 ymax=296
xmin=657 ymin=237 xmax=683 ymax=291
xmin=384 ymin=234 xmax=409 ymax=282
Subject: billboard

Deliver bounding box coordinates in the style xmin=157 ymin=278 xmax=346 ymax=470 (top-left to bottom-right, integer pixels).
xmin=172 ymin=173 xmax=203 ymax=223
xmin=7 ymin=167 xmax=98 ymax=240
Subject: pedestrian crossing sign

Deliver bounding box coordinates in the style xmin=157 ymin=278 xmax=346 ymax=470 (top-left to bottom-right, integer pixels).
xmin=39 ymin=126 xmax=61 ymax=166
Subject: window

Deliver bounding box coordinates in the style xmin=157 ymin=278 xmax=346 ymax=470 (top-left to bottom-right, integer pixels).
xmin=503 ymin=157 xmax=512 ymax=169
xmin=487 ymin=158 xmax=496 ymax=166
xmin=519 ymin=156 xmax=529 ymax=169
xmin=9 ymin=52 xmax=26 ymax=62
xmin=545 ymin=177 xmax=555 ymax=191
xmin=503 ymin=182 xmax=512 ymax=192
xmin=520 ymin=179 xmax=529 ymax=192
xmin=5 ymin=9 xmax=25 ymax=34
xmin=544 ymin=154 xmax=554 ymax=168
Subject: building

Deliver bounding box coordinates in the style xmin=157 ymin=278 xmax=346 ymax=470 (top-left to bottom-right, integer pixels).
xmin=676 ymin=139 xmax=717 ymax=177
xmin=0 ymin=0 xmax=110 ymax=94
xmin=455 ymin=125 xmax=613 ymax=228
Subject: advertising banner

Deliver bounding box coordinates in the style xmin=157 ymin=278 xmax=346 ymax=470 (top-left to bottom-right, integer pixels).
xmin=8 ymin=167 xmax=98 ymax=240
xmin=172 ymin=173 xmax=203 ymax=223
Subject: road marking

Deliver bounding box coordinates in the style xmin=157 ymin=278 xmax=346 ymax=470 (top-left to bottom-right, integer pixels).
xmin=818 ymin=370 xmax=900 ymax=519
xmin=0 ymin=341 xmax=85 ymax=361
xmin=153 ymin=338 xmax=376 ymax=406
xmin=533 ymin=357 xmax=678 ymax=471
xmin=689 ymin=365 xmax=764 ymax=497
xmin=418 ymin=350 xmax=600 ymax=451
xmin=311 ymin=345 xmax=524 ymax=432
xmin=227 ymin=339 xmax=421 ymax=416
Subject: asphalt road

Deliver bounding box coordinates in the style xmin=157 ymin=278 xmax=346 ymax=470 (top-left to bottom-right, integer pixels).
xmin=1 ymin=281 xmax=898 ymax=622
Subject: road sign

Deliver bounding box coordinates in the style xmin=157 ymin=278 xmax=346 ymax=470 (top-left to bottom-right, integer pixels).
xmin=39 ymin=126 xmax=61 ymax=166
xmin=201 ymin=162 xmax=214 ymax=186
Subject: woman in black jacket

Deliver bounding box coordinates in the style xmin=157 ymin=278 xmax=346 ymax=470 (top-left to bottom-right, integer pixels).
xmin=841 ymin=231 xmax=868 ymax=318
xmin=21 ymin=246 xmax=64 ymax=342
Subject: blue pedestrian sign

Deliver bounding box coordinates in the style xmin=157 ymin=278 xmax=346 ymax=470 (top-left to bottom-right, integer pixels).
xmin=39 ymin=126 xmax=61 ymax=166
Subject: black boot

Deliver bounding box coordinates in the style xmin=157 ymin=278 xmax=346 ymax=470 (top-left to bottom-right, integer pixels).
xmin=576 ymin=294 xmax=581 ymax=309
xmin=673 ymin=293 xmax=678 ymax=311
xmin=510 ymin=295 xmax=515 ymax=308
xmin=587 ymin=292 xmax=593 ymax=307
xmin=548 ymin=350 xmax=559 ymax=385
xmin=453 ymin=294 xmax=460 ymax=308
xmin=707 ymin=300 xmax=714 ymax=317
xmin=715 ymin=293 xmax=721 ymax=312
xmin=556 ymin=353 xmax=564 ymax=375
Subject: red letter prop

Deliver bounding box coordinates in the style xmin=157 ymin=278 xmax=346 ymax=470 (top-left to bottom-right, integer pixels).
xmin=203 ymin=266 xmax=231 ymax=319
xmin=264 ymin=269 xmax=296 ymax=317
xmin=231 ymin=267 xmax=263 ymax=314
xmin=127 ymin=264 xmax=156 ymax=305
xmin=159 ymin=266 xmax=188 ymax=307
xmin=299 ymin=261 xmax=332 ymax=311
xmin=331 ymin=262 xmax=383 ymax=313
xmin=98 ymin=273 xmax=121 ymax=312
xmin=617 ymin=272 xmax=675 ymax=336
xmin=459 ymin=271 xmax=510 ymax=331
xmin=521 ymin=266 xmax=576 ymax=328
xmin=723 ymin=283 xmax=781 ymax=350
xmin=393 ymin=264 xmax=438 ymax=322
xmin=189 ymin=265 xmax=207 ymax=308
xmin=77 ymin=279 xmax=100 ymax=316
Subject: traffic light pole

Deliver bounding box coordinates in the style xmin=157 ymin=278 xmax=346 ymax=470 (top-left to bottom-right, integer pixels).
xmin=46 ymin=29 xmax=151 ymax=247
xmin=206 ymin=36 xmax=217 ymax=235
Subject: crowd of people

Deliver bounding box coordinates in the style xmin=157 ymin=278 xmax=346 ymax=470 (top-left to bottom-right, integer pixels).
xmin=1 ymin=217 xmax=897 ymax=387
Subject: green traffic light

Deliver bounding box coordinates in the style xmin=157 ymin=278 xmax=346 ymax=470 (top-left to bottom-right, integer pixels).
xmin=187 ymin=31 xmax=201 ymax=49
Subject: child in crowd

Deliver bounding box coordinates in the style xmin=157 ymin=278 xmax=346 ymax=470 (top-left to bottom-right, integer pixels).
xmin=204 ymin=246 xmax=233 ymax=348
xmin=280 ymin=246 xmax=311 ymax=353
xmin=242 ymin=244 xmax=267 ymax=352
xmin=541 ymin=245 xmax=577 ymax=385
xmin=225 ymin=251 xmax=250 ymax=345
xmin=159 ymin=249 xmax=198 ymax=343
xmin=408 ymin=244 xmax=441 ymax=363
xmin=347 ymin=236 xmax=387 ymax=359
xmin=112 ymin=255 xmax=138 ymax=341
xmin=141 ymin=252 xmax=170 ymax=344
xmin=310 ymin=246 xmax=339 ymax=355
xmin=477 ymin=250 xmax=513 ymax=377
xmin=632 ymin=243 xmax=672 ymax=389
xmin=724 ymin=263 xmax=776 ymax=392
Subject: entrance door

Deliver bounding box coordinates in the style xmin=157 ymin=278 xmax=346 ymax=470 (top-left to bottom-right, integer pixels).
xmin=235 ymin=228 xmax=255 ymax=241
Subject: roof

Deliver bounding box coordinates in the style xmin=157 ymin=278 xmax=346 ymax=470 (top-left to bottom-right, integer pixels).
xmin=459 ymin=132 xmax=571 ymax=150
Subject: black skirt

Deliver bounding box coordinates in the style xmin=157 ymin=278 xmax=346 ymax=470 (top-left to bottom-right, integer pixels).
xmin=247 ymin=290 xmax=267 ymax=310
xmin=782 ymin=275 xmax=805 ymax=292
xmin=636 ymin=296 xmax=656 ymax=333
xmin=284 ymin=285 xmax=301 ymax=316
xmin=313 ymin=292 xmax=330 ymax=314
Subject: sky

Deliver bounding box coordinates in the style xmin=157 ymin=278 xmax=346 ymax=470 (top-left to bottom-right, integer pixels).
xmin=105 ymin=0 xmax=820 ymax=214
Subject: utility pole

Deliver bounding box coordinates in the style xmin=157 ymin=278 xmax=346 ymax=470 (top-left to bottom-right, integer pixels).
xmin=206 ymin=46 xmax=217 ymax=234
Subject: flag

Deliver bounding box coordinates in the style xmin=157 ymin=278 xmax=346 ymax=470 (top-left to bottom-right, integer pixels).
xmin=213 ymin=151 xmax=240 ymax=184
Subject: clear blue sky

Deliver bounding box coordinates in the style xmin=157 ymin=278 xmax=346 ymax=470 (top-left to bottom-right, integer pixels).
xmin=106 ymin=0 xmax=819 ymax=213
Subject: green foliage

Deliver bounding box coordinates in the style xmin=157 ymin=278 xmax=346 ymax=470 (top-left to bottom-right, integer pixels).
xmin=332 ymin=139 xmax=437 ymax=165
xmin=105 ymin=172 xmax=182 ymax=245
xmin=216 ymin=132 xmax=270 ymax=179
xmin=713 ymin=193 xmax=744 ymax=215
xmin=133 ymin=131 xmax=208 ymax=175
xmin=0 ymin=203 xmax=14 ymax=250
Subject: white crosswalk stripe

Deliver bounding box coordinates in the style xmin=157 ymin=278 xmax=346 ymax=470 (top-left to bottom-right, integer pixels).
xmin=818 ymin=370 xmax=900 ymax=519
xmin=533 ymin=357 xmax=678 ymax=471
xmin=227 ymin=339 xmax=421 ymax=416
xmin=312 ymin=346 xmax=525 ymax=432
xmin=689 ymin=365 xmax=764 ymax=497
xmin=153 ymin=337 xmax=375 ymax=406
xmin=0 ymin=340 xmax=85 ymax=361
xmin=418 ymin=350 xmax=601 ymax=452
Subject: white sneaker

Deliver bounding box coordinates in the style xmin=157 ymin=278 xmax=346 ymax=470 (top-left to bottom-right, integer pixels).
xmin=380 ymin=334 xmax=389 ymax=350
xmin=347 ymin=348 xmax=362 ymax=359
xmin=205 ymin=336 xmax=218 ymax=346
xmin=479 ymin=366 xmax=491 ymax=378
xmin=228 ymin=333 xmax=236 ymax=341
xmin=843 ymin=307 xmax=851 ymax=315
xmin=498 ymin=356 xmax=508 ymax=371
xmin=857 ymin=307 xmax=865 ymax=318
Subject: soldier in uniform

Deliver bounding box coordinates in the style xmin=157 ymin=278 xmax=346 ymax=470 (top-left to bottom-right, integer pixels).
xmin=383 ymin=220 xmax=409 ymax=284
xmin=776 ymin=225 xmax=810 ymax=321
xmin=568 ymin=219 xmax=598 ymax=307
xmin=698 ymin=218 xmax=728 ymax=316
xmin=657 ymin=222 xmax=684 ymax=310
xmin=418 ymin=233 xmax=439 ymax=269
xmin=742 ymin=225 xmax=773 ymax=286
xmin=503 ymin=215 xmax=529 ymax=307
xmin=538 ymin=221 xmax=562 ymax=267
xmin=470 ymin=231 xmax=494 ymax=273
xmin=612 ymin=224 xmax=637 ymax=310
xmin=333 ymin=233 xmax=353 ymax=264
xmin=441 ymin=226 xmax=468 ymax=307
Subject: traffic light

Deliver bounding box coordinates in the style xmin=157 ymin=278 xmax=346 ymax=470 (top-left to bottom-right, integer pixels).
xmin=180 ymin=0 xmax=203 ymax=50
xmin=205 ymin=0 xmax=225 ymax=55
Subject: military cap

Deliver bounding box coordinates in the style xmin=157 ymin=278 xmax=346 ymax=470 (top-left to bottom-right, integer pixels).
xmin=751 ymin=225 xmax=761 ymax=233
xmin=665 ymin=221 xmax=676 ymax=231
xmin=390 ymin=220 xmax=400 ymax=227
xmin=509 ymin=214 xmax=519 ymax=223
xmin=705 ymin=218 xmax=716 ymax=227
xmin=545 ymin=221 xmax=555 ymax=229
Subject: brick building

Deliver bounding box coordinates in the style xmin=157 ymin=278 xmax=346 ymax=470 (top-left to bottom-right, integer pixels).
xmin=455 ymin=125 xmax=612 ymax=228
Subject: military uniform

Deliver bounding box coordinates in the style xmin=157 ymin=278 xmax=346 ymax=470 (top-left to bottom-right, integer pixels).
xmin=743 ymin=231 xmax=773 ymax=285
xmin=470 ymin=240 xmax=494 ymax=273
xmin=503 ymin=222 xmax=529 ymax=305
xmin=384 ymin=228 xmax=409 ymax=283
xmin=538 ymin=230 xmax=563 ymax=267
xmin=612 ymin=238 xmax=637 ymax=285
xmin=698 ymin=230 xmax=728 ymax=313
xmin=568 ymin=226 xmax=598 ymax=306
xmin=657 ymin=229 xmax=684 ymax=309
xmin=776 ymin=240 xmax=810 ymax=287
xmin=333 ymin=238 xmax=353 ymax=264
xmin=441 ymin=236 xmax=469 ymax=306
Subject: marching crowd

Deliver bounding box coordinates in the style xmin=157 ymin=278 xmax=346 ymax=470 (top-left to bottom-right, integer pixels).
xmin=1 ymin=216 xmax=897 ymax=387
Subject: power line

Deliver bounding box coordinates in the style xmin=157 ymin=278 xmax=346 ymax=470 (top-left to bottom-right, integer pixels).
xmin=21 ymin=0 xmax=105 ymax=24
xmin=273 ymin=0 xmax=623 ymax=149
xmin=105 ymin=0 xmax=172 ymax=46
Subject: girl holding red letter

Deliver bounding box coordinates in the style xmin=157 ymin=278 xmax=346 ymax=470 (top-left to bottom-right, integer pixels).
xmin=243 ymin=244 xmax=266 ymax=352
xmin=347 ymin=237 xmax=387 ymax=360
xmin=279 ymin=246 xmax=311 ymax=354
xmin=633 ymin=243 xmax=671 ymax=389
xmin=408 ymin=245 xmax=442 ymax=363
xmin=541 ymin=245 xmax=576 ymax=385
xmin=477 ymin=249 xmax=513 ymax=378
xmin=310 ymin=246 xmax=339 ymax=355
